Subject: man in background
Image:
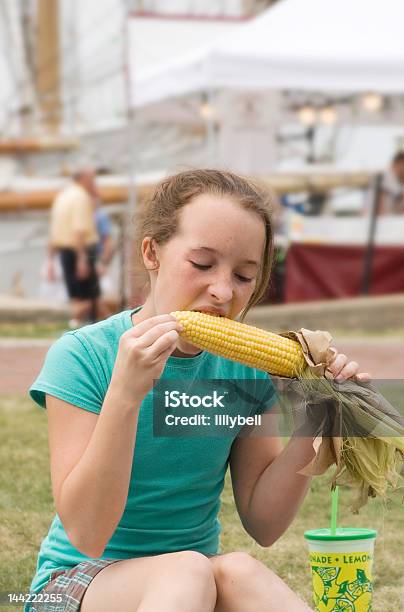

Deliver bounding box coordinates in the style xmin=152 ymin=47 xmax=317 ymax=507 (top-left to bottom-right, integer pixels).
xmin=93 ymin=196 xmax=117 ymax=319
xmin=95 ymin=199 xmax=115 ymax=276
xmin=47 ymin=168 xmax=100 ymax=328
xmin=378 ymin=151 xmax=404 ymax=214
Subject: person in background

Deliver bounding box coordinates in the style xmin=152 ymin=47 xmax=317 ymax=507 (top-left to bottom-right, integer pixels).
xmin=47 ymin=168 xmax=100 ymax=328
xmin=378 ymin=150 xmax=404 ymax=214
xmin=94 ymin=197 xmax=117 ymax=319
xmin=94 ymin=199 xmax=115 ymax=277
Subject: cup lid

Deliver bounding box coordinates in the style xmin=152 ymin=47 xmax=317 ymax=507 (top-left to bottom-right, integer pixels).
xmin=304 ymin=527 xmax=377 ymax=542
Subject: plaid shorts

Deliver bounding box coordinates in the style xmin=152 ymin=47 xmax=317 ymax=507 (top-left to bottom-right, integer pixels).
xmin=26 ymin=558 xmax=123 ymax=612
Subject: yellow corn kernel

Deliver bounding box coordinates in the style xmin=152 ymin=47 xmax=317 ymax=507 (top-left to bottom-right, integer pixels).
xmin=170 ymin=311 xmax=306 ymax=377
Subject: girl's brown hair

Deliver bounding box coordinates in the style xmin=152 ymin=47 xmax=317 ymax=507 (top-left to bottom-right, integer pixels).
xmin=133 ymin=168 xmax=276 ymax=321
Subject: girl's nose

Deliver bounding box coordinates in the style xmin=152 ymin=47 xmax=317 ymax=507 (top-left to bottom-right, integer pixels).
xmin=208 ymin=278 xmax=234 ymax=303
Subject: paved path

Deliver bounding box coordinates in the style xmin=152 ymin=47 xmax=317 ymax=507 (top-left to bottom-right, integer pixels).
xmin=0 ymin=340 xmax=52 ymax=395
xmin=0 ymin=337 xmax=403 ymax=396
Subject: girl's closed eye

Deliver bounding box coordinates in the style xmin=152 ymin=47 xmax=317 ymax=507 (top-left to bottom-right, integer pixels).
xmin=190 ymin=261 xmax=211 ymax=271
xmin=189 ymin=261 xmax=254 ymax=283
xmin=235 ymin=274 xmax=254 ymax=283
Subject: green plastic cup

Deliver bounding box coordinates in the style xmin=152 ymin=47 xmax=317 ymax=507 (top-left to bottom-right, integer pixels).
xmin=304 ymin=528 xmax=377 ymax=611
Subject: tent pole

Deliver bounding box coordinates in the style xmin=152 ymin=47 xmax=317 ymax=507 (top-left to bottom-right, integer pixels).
xmin=361 ymin=172 xmax=383 ymax=295
xmin=124 ymin=106 xmax=138 ymax=308
xmin=206 ymin=88 xmax=216 ymax=166
xmin=122 ymin=1 xmax=138 ymax=310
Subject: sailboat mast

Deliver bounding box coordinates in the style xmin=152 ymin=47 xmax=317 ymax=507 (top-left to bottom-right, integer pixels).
xmin=35 ymin=0 xmax=60 ymax=134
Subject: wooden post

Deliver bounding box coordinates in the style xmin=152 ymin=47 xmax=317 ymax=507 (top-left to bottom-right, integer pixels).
xmin=36 ymin=0 xmax=60 ymax=133
xmin=361 ymin=173 xmax=383 ymax=295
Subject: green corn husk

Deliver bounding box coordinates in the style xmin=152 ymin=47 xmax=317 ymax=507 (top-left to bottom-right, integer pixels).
xmin=295 ymin=370 xmax=404 ymax=512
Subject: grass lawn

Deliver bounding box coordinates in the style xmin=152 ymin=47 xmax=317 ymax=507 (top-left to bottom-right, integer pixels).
xmin=2 ymin=321 xmax=404 ymax=340
xmin=0 ymin=322 xmax=69 ymax=340
xmin=1 ymin=396 xmax=403 ymax=611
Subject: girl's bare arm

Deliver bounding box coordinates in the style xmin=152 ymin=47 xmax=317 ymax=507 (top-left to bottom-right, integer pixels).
xmin=47 ymin=315 xmax=183 ymax=557
xmin=47 ymin=389 xmax=142 ymax=557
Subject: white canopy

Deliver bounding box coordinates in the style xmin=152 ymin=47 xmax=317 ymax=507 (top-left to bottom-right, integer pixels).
xmin=130 ymin=0 xmax=404 ymax=107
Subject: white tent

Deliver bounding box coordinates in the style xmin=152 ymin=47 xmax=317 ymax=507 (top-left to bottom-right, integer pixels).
xmin=130 ymin=0 xmax=404 ymax=108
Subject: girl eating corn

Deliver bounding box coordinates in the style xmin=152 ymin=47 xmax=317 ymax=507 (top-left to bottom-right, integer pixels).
xmin=26 ymin=169 xmax=370 ymax=612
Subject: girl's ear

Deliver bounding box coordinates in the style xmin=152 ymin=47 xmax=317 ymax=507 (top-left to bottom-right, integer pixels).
xmin=142 ymin=237 xmax=160 ymax=270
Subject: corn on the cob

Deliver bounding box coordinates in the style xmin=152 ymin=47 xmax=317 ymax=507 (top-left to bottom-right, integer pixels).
xmin=170 ymin=310 xmax=307 ymax=377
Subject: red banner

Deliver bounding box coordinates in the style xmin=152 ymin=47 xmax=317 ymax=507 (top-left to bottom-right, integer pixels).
xmin=285 ymin=244 xmax=404 ymax=302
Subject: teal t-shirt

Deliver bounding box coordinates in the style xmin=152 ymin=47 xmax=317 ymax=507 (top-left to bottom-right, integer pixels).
xmin=28 ymin=307 xmax=277 ymax=594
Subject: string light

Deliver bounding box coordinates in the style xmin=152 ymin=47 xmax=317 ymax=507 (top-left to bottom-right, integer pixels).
xmin=199 ymin=101 xmax=216 ymax=120
xmin=320 ymin=106 xmax=338 ymax=125
xmin=298 ymin=105 xmax=316 ymax=126
xmin=361 ymin=93 xmax=383 ymax=112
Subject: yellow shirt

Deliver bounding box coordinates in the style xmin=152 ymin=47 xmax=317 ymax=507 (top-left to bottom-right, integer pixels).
xmin=49 ymin=183 xmax=98 ymax=248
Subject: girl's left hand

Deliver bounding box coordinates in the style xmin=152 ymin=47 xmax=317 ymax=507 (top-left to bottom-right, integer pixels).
xmin=327 ymin=351 xmax=372 ymax=383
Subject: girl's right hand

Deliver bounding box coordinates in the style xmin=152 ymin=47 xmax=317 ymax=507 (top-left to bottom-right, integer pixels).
xmin=109 ymin=314 xmax=184 ymax=405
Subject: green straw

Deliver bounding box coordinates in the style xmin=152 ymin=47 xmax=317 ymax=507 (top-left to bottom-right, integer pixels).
xmin=330 ymin=486 xmax=339 ymax=535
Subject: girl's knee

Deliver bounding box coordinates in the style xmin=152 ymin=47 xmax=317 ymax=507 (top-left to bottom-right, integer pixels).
xmin=170 ymin=551 xmax=216 ymax=592
xmin=172 ymin=550 xmax=215 ymax=577
xmin=214 ymin=551 xmax=263 ymax=583
xmin=160 ymin=551 xmax=217 ymax=610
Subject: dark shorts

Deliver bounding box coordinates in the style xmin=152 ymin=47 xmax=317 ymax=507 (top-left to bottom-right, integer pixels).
xmin=26 ymin=558 xmax=123 ymax=612
xmin=59 ymin=246 xmax=100 ymax=301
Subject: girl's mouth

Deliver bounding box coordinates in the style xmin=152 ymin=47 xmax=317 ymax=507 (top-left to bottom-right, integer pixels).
xmin=192 ymin=309 xmax=225 ymax=317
